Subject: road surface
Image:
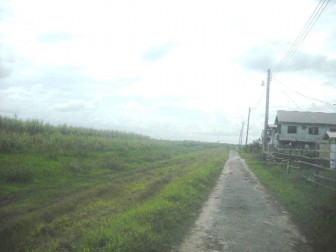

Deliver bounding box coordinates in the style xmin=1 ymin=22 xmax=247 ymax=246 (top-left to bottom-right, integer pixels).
xmin=175 ymin=150 xmax=311 ymax=252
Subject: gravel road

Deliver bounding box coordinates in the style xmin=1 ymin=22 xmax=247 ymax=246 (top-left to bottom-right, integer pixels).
xmin=175 ymin=150 xmax=311 ymax=252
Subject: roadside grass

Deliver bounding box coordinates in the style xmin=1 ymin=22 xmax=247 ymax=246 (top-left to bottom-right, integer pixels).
xmin=82 ymin=150 xmax=226 ymax=252
xmin=0 ymin=116 xmax=228 ymax=251
xmin=240 ymin=152 xmax=336 ymax=252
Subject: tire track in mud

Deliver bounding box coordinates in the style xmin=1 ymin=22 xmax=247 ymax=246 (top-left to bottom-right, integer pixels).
xmin=175 ymin=150 xmax=311 ymax=252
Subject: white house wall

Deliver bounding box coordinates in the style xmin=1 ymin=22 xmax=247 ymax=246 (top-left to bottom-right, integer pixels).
xmin=279 ymin=123 xmax=333 ymax=143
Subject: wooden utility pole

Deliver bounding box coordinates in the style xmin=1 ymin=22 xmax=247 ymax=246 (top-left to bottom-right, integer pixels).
xmin=263 ymin=69 xmax=271 ymax=152
xmin=239 ymin=121 xmax=244 ymax=146
xmin=245 ymin=107 xmax=251 ymax=147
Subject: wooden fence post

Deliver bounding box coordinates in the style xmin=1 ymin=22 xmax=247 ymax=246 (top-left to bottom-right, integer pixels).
xmin=287 ymin=160 xmax=290 ymax=174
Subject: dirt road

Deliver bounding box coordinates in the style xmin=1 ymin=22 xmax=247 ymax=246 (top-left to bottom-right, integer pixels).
xmin=175 ymin=151 xmax=311 ymax=252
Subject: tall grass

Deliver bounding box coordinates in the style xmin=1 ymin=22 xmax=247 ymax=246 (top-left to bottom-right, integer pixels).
xmin=0 ymin=116 xmax=215 ymax=157
xmin=0 ymin=116 xmax=150 ymax=154
xmin=0 ymin=115 xmax=227 ymax=251
xmin=0 ymin=116 xmax=147 ymax=138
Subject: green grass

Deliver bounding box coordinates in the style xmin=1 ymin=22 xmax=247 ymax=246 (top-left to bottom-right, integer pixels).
xmin=81 ymin=149 xmax=226 ymax=252
xmin=241 ymin=151 xmax=336 ymax=252
xmin=0 ymin=116 xmax=228 ymax=251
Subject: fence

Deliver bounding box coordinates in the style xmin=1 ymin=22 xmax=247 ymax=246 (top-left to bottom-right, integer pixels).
xmin=262 ymin=151 xmax=336 ymax=192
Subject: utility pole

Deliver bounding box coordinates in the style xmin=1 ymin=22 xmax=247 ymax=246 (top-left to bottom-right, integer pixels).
xmin=239 ymin=121 xmax=244 ymax=146
xmin=245 ymin=107 xmax=251 ymax=147
xmin=263 ymin=69 xmax=271 ymax=152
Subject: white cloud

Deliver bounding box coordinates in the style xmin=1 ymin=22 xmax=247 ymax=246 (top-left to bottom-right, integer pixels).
xmin=0 ymin=0 xmax=335 ymax=143
xmin=53 ymin=100 xmax=88 ymax=112
xmin=142 ymin=43 xmax=178 ymax=61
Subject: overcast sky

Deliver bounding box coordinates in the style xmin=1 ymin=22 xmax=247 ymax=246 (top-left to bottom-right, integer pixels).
xmin=1 ymin=0 xmax=335 ymax=143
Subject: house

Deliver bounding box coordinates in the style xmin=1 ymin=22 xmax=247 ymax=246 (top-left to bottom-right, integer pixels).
xmin=271 ymin=110 xmax=336 ymax=149
xmin=323 ymin=131 xmax=336 ymax=143
xmin=322 ymin=131 xmax=336 ymax=169
xmin=261 ymin=124 xmax=277 ymax=151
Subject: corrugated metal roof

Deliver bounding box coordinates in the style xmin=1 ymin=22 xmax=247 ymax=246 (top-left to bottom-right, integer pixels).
xmin=275 ymin=110 xmax=336 ymax=125
xmin=323 ymin=131 xmax=336 ymax=140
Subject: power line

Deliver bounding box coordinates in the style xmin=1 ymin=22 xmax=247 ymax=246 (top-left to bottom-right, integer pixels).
xmin=251 ymin=91 xmax=264 ymax=111
xmin=273 ymin=79 xmax=307 ymax=110
xmin=272 ymin=80 xmax=321 ymax=124
xmin=272 ymin=75 xmax=335 ymax=107
xmin=274 ymin=0 xmax=331 ymax=71
xmin=270 ymin=0 xmax=334 ymax=112
xmin=275 ymin=0 xmax=330 ymax=70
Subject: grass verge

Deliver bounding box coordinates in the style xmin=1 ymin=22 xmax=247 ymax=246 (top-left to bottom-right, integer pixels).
xmin=240 ymin=151 xmax=336 ymax=252
xmin=81 ymin=148 xmax=227 ymax=251
xmin=0 ymin=116 xmax=228 ymax=251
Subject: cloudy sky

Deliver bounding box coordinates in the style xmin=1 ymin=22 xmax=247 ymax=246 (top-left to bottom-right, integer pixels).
xmin=1 ymin=0 xmax=335 ymax=143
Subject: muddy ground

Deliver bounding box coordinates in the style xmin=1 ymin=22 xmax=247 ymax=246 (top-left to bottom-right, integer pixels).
xmin=174 ymin=151 xmax=311 ymax=252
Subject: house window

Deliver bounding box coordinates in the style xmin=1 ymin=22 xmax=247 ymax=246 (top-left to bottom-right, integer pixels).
xmin=287 ymin=126 xmax=297 ymax=134
xmin=308 ymin=127 xmax=319 ymax=135
xmin=330 ymin=128 xmax=336 ymax=132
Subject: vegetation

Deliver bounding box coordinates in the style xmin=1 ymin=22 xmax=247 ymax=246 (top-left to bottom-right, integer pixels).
xmin=0 ymin=116 xmax=228 ymax=251
xmin=241 ymin=151 xmax=336 ymax=252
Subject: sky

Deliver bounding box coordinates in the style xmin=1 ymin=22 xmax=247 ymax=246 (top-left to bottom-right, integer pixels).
xmin=0 ymin=0 xmax=335 ymax=143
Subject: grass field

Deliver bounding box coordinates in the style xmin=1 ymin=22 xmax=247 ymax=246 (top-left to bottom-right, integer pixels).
xmin=0 ymin=116 xmax=228 ymax=251
xmin=240 ymin=151 xmax=336 ymax=252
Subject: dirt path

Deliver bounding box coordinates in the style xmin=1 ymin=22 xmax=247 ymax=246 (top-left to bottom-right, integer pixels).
xmin=175 ymin=150 xmax=311 ymax=252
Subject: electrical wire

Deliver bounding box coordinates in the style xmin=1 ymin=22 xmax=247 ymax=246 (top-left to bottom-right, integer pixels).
xmin=274 ymin=0 xmax=331 ymax=71
xmin=251 ymin=91 xmax=265 ymax=111
xmin=272 ymin=79 xmax=321 ymax=124
xmin=275 ymin=0 xmax=329 ymax=70
xmin=273 ymin=79 xmax=303 ymax=110
xmin=269 ymin=0 xmax=334 ymax=112
xmin=272 ymin=74 xmax=335 ymax=107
